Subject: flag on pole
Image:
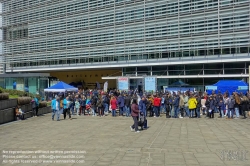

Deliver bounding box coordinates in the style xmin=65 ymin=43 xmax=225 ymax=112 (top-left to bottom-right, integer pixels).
xmin=103 ymin=81 xmax=108 ymax=92
xmin=96 ymin=82 xmax=101 ymax=89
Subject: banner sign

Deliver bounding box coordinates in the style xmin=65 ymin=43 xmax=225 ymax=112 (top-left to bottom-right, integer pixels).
xmin=96 ymin=82 xmax=101 ymax=89
xmin=165 ymin=87 xmax=195 ymax=93
xmin=238 ymin=86 xmax=248 ymax=90
xmin=16 ymin=78 xmax=24 ymax=91
xmin=205 ymin=86 xmax=217 ymax=90
xmin=144 ymin=77 xmax=156 ymax=92
xmin=103 ymin=81 xmax=108 ymax=92
xmin=118 ymin=77 xmax=129 ymax=90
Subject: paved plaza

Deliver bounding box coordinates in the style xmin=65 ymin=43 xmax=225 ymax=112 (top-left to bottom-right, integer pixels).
xmin=1 ymin=113 xmax=250 ymax=166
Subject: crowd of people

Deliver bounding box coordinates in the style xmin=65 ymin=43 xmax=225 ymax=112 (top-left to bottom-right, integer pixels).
xmin=50 ymin=89 xmax=250 ymax=132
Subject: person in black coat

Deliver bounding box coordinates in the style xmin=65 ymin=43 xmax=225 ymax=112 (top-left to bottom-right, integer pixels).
xmin=91 ymin=95 xmax=97 ymax=114
xmin=227 ymin=95 xmax=235 ymax=119
xmin=80 ymin=95 xmax=86 ymax=115
xmin=165 ymin=93 xmax=172 ymax=118
xmin=205 ymin=96 xmax=210 ymax=118
xmin=241 ymin=95 xmax=249 ymax=119
xmin=205 ymin=96 xmax=215 ymax=118
xmin=124 ymin=93 xmax=131 ymax=117
xmin=195 ymin=95 xmax=202 ymax=118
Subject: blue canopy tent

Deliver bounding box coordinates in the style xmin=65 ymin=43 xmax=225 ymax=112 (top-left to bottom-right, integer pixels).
xmin=169 ymin=80 xmax=189 ymax=87
xmin=206 ymin=80 xmax=248 ymax=95
xmin=44 ymin=81 xmax=78 ymax=92
xmin=69 ymin=82 xmax=77 ymax=87
xmin=76 ymin=81 xmax=83 ymax=88
xmin=69 ymin=81 xmax=83 ymax=88
xmin=166 ymin=80 xmax=195 ymax=93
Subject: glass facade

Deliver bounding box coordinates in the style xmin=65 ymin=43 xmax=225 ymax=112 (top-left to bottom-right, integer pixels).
xmin=123 ymin=61 xmax=249 ymax=91
xmin=3 ymin=76 xmax=47 ymax=95
xmin=0 ymin=57 xmax=3 ymax=74
xmin=0 ymin=0 xmax=249 ymax=72
xmin=125 ymin=62 xmax=248 ymax=76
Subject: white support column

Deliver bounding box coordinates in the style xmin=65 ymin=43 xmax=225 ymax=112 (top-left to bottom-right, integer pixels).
xmin=217 ymin=0 xmax=220 ymax=49
xmin=249 ymin=66 xmax=250 ymax=88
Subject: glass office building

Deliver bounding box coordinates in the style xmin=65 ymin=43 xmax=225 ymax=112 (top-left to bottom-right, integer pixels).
xmin=0 ymin=0 xmax=250 ymax=90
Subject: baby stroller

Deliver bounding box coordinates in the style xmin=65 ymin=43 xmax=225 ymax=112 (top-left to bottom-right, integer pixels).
xmin=138 ymin=112 xmax=147 ymax=130
xmin=85 ymin=104 xmax=91 ymax=116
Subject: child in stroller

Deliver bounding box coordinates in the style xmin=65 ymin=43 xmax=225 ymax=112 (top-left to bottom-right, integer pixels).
xmin=138 ymin=112 xmax=145 ymax=130
xmin=86 ymin=104 xmax=96 ymax=116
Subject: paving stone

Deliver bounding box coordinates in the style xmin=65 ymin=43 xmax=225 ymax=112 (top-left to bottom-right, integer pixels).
xmin=185 ymin=159 xmax=200 ymax=165
xmin=1 ymin=113 xmax=250 ymax=166
xmin=165 ymin=158 xmax=186 ymax=165
xmin=119 ymin=160 xmax=140 ymax=166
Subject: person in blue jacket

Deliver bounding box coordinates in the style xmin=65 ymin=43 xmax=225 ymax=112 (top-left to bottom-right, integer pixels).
xmin=51 ymin=97 xmax=60 ymax=121
xmin=173 ymin=92 xmax=180 ymax=118
xmin=208 ymin=96 xmax=215 ymax=118
xmin=139 ymin=96 xmax=147 ymax=116
xmin=117 ymin=94 xmax=125 ymax=116
xmin=218 ymin=96 xmax=225 ymax=118
xmin=63 ymin=96 xmax=72 ymax=120
xmin=33 ymin=96 xmax=39 ymax=117
xmin=139 ymin=96 xmax=148 ymax=129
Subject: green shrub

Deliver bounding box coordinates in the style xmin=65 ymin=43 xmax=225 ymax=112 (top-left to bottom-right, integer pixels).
xmin=47 ymin=101 xmax=52 ymax=107
xmin=0 ymin=88 xmax=41 ymax=101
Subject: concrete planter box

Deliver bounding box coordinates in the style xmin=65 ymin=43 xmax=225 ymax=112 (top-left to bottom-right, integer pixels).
xmin=0 ymin=111 xmax=4 ymax=124
xmin=20 ymin=104 xmax=33 ymax=119
xmin=0 ymin=108 xmax=15 ymax=125
xmin=0 ymin=106 xmax=52 ymax=125
xmin=20 ymin=104 xmax=32 ymax=113
xmin=0 ymin=99 xmax=18 ymax=111
xmin=26 ymin=104 xmax=32 ymax=112
xmin=38 ymin=107 xmax=51 ymax=115
xmin=24 ymin=112 xmax=33 ymax=119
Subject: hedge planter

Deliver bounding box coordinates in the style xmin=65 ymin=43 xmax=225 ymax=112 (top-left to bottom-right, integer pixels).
xmin=18 ymin=97 xmax=32 ymax=105
xmin=0 ymin=99 xmax=18 ymax=111
xmin=0 ymin=93 xmax=9 ymax=100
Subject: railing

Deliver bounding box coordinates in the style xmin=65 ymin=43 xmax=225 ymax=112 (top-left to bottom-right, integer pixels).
xmin=5 ymin=53 xmax=250 ymax=72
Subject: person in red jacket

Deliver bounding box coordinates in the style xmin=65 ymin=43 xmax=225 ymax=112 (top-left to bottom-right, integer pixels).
xmin=130 ymin=98 xmax=140 ymax=133
xmin=153 ymin=95 xmax=161 ymax=117
xmin=110 ymin=96 xmax=117 ymax=117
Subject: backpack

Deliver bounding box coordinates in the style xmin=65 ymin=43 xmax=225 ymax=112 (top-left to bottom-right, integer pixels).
xmin=86 ymin=104 xmax=91 ymax=110
xmin=97 ymin=99 xmax=102 ymax=107
xmin=35 ymin=98 xmax=39 ymax=106
xmin=228 ymin=98 xmax=235 ymax=108
xmin=205 ymin=99 xmax=210 ymax=107
xmin=168 ymin=98 xmax=173 ymax=105
xmin=235 ymin=97 xmax=241 ymax=105
xmin=60 ymin=100 xmax=63 ymax=108
xmin=103 ymin=96 xmax=108 ymax=104
xmin=161 ymin=97 xmax=165 ymax=104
